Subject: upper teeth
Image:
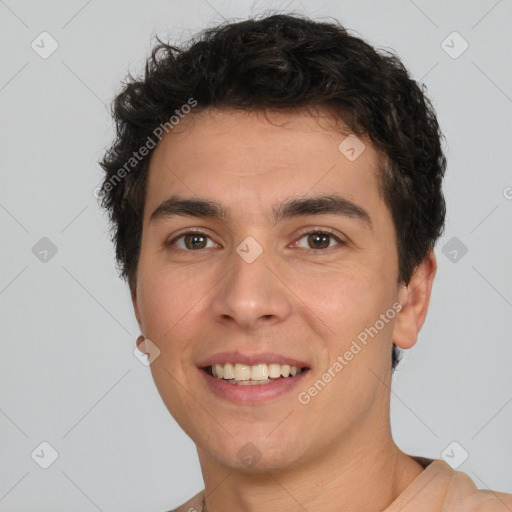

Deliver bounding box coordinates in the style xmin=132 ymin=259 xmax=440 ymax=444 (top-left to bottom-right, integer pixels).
xmin=211 ymin=363 xmax=303 ymax=380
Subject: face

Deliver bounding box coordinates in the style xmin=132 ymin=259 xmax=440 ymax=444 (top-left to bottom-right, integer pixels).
xmin=132 ymin=107 xmax=410 ymax=472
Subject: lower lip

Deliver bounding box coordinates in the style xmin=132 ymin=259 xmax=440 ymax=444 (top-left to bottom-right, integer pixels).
xmin=199 ymin=368 xmax=310 ymax=404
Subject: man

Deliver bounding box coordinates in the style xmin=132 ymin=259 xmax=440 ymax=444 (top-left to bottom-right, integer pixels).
xmin=99 ymin=14 xmax=512 ymax=512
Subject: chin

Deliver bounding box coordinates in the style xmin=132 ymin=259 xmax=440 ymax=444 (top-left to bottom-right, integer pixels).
xmin=197 ymin=429 xmax=311 ymax=473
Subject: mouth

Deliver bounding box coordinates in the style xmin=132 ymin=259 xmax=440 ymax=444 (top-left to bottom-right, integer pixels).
xmin=202 ymin=362 xmax=308 ymax=385
xmin=199 ymin=361 xmax=310 ymax=404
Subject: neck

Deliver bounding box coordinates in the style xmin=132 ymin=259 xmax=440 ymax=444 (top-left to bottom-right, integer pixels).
xmin=197 ymin=418 xmax=424 ymax=512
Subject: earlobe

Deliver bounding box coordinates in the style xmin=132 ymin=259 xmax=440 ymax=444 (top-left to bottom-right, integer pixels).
xmin=135 ymin=334 xmax=146 ymax=354
xmin=392 ymin=250 xmax=437 ymax=350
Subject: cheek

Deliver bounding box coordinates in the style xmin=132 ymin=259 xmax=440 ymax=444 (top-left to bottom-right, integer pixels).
xmin=136 ymin=267 xmax=206 ymax=357
xmin=293 ymin=261 xmax=397 ymax=370
xmin=293 ymin=264 xmax=382 ymax=331
xmin=137 ymin=268 xmax=209 ymax=426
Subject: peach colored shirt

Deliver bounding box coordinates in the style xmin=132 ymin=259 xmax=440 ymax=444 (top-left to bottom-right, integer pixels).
xmin=170 ymin=457 xmax=512 ymax=512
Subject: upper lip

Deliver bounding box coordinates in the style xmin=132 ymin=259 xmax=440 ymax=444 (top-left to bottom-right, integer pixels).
xmin=197 ymin=351 xmax=310 ymax=368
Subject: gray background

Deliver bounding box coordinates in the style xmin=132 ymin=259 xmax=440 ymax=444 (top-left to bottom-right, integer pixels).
xmin=1 ymin=0 xmax=511 ymax=510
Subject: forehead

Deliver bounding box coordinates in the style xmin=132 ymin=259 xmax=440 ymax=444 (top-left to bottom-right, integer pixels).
xmin=144 ymin=107 xmax=387 ymax=226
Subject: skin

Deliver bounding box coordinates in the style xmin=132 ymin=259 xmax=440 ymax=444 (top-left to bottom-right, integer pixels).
xmin=132 ymin=107 xmax=437 ymax=512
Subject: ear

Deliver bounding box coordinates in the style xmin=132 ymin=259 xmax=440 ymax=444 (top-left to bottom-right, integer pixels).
xmin=131 ymin=282 xmax=143 ymax=334
xmin=393 ymin=250 xmax=437 ymax=350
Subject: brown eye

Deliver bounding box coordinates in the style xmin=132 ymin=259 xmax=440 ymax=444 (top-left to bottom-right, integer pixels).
xmin=307 ymin=233 xmax=331 ymax=249
xmin=295 ymin=231 xmax=343 ymax=251
xmin=184 ymin=234 xmax=208 ymax=249
xmin=168 ymin=232 xmax=217 ymax=251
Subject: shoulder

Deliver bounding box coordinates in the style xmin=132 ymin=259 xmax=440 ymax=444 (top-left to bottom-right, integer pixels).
xmin=465 ymin=489 xmax=512 ymax=511
xmin=423 ymin=459 xmax=512 ymax=511
xmin=167 ymin=490 xmax=204 ymax=512
xmin=444 ymin=469 xmax=512 ymax=511
xmin=386 ymin=457 xmax=512 ymax=512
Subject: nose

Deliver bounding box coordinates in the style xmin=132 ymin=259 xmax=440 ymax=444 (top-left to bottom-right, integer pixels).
xmin=210 ymin=243 xmax=293 ymax=331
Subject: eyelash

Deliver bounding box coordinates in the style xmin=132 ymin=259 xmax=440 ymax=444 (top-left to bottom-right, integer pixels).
xmin=166 ymin=228 xmax=345 ymax=254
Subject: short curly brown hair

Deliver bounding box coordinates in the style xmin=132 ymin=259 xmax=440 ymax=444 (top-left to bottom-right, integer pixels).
xmin=98 ymin=13 xmax=446 ymax=370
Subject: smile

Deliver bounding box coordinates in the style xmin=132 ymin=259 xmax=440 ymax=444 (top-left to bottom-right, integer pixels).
xmin=200 ymin=363 xmax=310 ymax=404
xmin=205 ymin=362 xmax=306 ymax=385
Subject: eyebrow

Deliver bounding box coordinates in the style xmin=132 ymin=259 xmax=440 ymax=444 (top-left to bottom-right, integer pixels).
xmin=149 ymin=194 xmax=372 ymax=229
